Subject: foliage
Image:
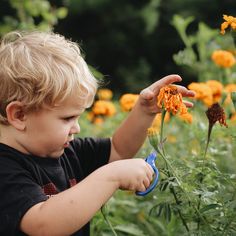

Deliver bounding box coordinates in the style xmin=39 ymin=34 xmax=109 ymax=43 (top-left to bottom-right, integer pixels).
xmin=0 ymin=0 xmax=68 ymax=35
xmin=172 ymin=15 xmax=236 ymax=84
xmin=79 ymin=94 xmax=236 ymax=235
xmin=0 ymin=0 xmax=106 ymax=82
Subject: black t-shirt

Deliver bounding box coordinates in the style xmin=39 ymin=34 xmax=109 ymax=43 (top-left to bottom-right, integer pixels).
xmin=0 ymin=137 xmax=111 ymax=236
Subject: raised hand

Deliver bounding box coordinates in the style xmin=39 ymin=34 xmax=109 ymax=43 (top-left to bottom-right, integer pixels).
xmin=138 ymin=74 xmax=195 ymax=114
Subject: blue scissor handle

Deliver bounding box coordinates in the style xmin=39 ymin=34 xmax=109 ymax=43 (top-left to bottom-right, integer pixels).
xmin=136 ymin=152 xmax=159 ymax=196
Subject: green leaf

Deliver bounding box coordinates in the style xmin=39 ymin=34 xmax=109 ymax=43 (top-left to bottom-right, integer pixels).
xmin=114 ymin=224 xmax=146 ymax=236
xmin=199 ymin=204 xmax=221 ymax=213
xmin=231 ymin=92 xmax=236 ymax=110
xmin=56 ymin=7 xmax=68 ymax=19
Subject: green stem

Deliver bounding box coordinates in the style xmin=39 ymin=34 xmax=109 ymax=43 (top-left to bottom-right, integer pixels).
xmin=157 ymin=148 xmax=214 ymax=232
xmin=197 ymin=123 xmax=213 ymax=232
xmin=160 ymin=109 xmax=167 ymax=156
xmin=170 ymin=186 xmax=190 ymax=233
xmin=155 ymin=107 xmax=214 ymax=233
xmin=203 ymin=123 xmax=213 ymax=159
xmin=160 ymin=109 xmax=166 ymax=143
xmin=101 ymin=205 xmax=118 ymax=236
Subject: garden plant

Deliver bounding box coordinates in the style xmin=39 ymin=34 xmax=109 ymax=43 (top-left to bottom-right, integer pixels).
xmin=78 ymin=15 xmax=236 ymax=236
xmin=0 ymin=2 xmax=236 ymax=235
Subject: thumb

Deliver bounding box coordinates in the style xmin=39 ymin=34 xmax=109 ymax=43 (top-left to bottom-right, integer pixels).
xmin=140 ymin=88 xmax=155 ymax=100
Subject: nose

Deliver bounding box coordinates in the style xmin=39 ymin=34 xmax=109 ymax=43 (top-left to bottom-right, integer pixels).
xmin=70 ymin=121 xmax=80 ymax=134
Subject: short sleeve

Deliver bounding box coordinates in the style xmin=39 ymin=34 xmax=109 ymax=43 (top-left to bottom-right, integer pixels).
xmin=0 ymin=156 xmax=47 ymax=235
xmin=70 ymin=137 xmax=111 ymax=177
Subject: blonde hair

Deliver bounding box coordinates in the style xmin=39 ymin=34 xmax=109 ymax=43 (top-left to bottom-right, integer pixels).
xmin=0 ymin=31 xmax=98 ymax=125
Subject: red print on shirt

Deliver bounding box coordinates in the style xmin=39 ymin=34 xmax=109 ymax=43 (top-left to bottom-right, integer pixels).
xmin=69 ymin=178 xmax=77 ymax=187
xmin=42 ymin=182 xmax=58 ymax=195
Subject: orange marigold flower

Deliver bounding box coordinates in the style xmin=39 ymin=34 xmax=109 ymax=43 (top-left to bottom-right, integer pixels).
xmin=119 ymin=94 xmax=139 ymax=112
xmin=178 ymin=112 xmax=193 ymax=124
xmin=220 ymin=14 xmax=236 ymax=35
xmin=224 ymin=83 xmax=236 ymax=105
xmin=206 ymin=103 xmax=228 ymax=127
xmin=92 ymin=100 xmax=116 ymax=116
xmin=188 ymin=82 xmax=213 ymax=107
xmin=211 ymin=50 xmax=236 ymax=68
xmin=206 ymin=80 xmax=223 ymax=103
xmin=224 ymin=83 xmax=236 ymax=93
xmin=93 ymin=117 xmax=104 ymax=125
xmin=157 ymin=85 xmax=187 ymax=115
xmin=97 ymin=89 xmax=113 ymax=101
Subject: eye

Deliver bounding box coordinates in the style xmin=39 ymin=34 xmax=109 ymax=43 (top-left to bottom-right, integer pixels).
xmin=63 ymin=116 xmax=80 ymax=122
xmin=64 ymin=117 xmax=73 ymax=121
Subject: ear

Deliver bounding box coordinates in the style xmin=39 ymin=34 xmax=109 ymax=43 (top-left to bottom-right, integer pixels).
xmin=6 ymin=101 xmax=27 ymax=130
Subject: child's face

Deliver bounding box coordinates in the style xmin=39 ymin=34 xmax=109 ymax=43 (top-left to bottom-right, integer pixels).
xmin=22 ymin=95 xmax=83 ymax=158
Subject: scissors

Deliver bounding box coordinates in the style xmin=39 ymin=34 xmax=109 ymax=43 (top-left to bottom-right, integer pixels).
xmin=136 ymin=152 xmax=159 ymax=196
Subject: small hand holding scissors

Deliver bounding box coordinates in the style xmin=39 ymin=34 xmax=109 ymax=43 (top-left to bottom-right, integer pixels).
xmin=136 ymin=152 xmax=159 ymax=196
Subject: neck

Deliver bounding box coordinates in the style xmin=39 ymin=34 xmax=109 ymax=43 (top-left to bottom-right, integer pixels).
xmin=0 ymin=125 xmax=29 ymax=154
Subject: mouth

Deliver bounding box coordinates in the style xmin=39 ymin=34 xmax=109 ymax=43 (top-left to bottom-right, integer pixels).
xmin=64 ymin=142 xmax=70 ymax=148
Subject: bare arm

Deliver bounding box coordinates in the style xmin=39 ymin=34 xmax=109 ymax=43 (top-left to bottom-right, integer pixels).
xmin=20 ymin=158 xmax=153 ymax=236
xmin=110 ymin=74 xmax=195 ymax=162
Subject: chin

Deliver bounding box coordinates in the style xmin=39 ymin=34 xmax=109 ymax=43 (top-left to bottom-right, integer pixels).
xmin=49 ymin=149 xmax=65 ymax=158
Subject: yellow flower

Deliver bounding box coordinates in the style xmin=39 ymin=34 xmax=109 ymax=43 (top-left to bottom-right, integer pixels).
xmin=157 ymin=85 xmax=187 ymax=115
xmin=119 ymin=94 xmax=139 ymax=112
xmin=147 ymin=127 xmax=159 ymax=137
xmin=147 ymin=127 xmax=159 ymax=148
xmin=92 ymin=100 xmax=116 ymax=116
xmin=151 ymin=112 xmax=170 ymax=129
xmin=211 ymin=50 xmax=236 ymax=68
xmin=220 ymin=14 xmax=236 ymax=35
xmin=188 ymin=82 xmax=213 ymax=107
xmin=178 ymin=112 xmax=193 ymax=124
xmin=97 ymin=89 xmax=113 ymax=100
xmin=206 ymin=80 xmax=223 ymax=103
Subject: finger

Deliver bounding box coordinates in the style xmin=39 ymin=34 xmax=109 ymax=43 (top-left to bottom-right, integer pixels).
xmin=143 ymin=177 xmax=151 ymax=189
xmin=176 ymin=85 xmax=195 ymax=97
xmin=150 ymin=74 xmax=182 ymax=93
xmin=146 ymin=163 xmax=154 ymax=177
xmin=138 ymin=183 xmax=147 ymax=192
xmin=140 ymin=88 xmax=155 ymax=100
xmin=183 ymin=100 xmax=194 ymax=108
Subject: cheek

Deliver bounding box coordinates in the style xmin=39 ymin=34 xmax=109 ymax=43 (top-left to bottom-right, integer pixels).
xmin=52 ymin=123 xmax=71 ymax=138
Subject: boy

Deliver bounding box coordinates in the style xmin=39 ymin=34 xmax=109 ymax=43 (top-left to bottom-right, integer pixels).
xmin=0 ymin=31 xmax=194 ymax=235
